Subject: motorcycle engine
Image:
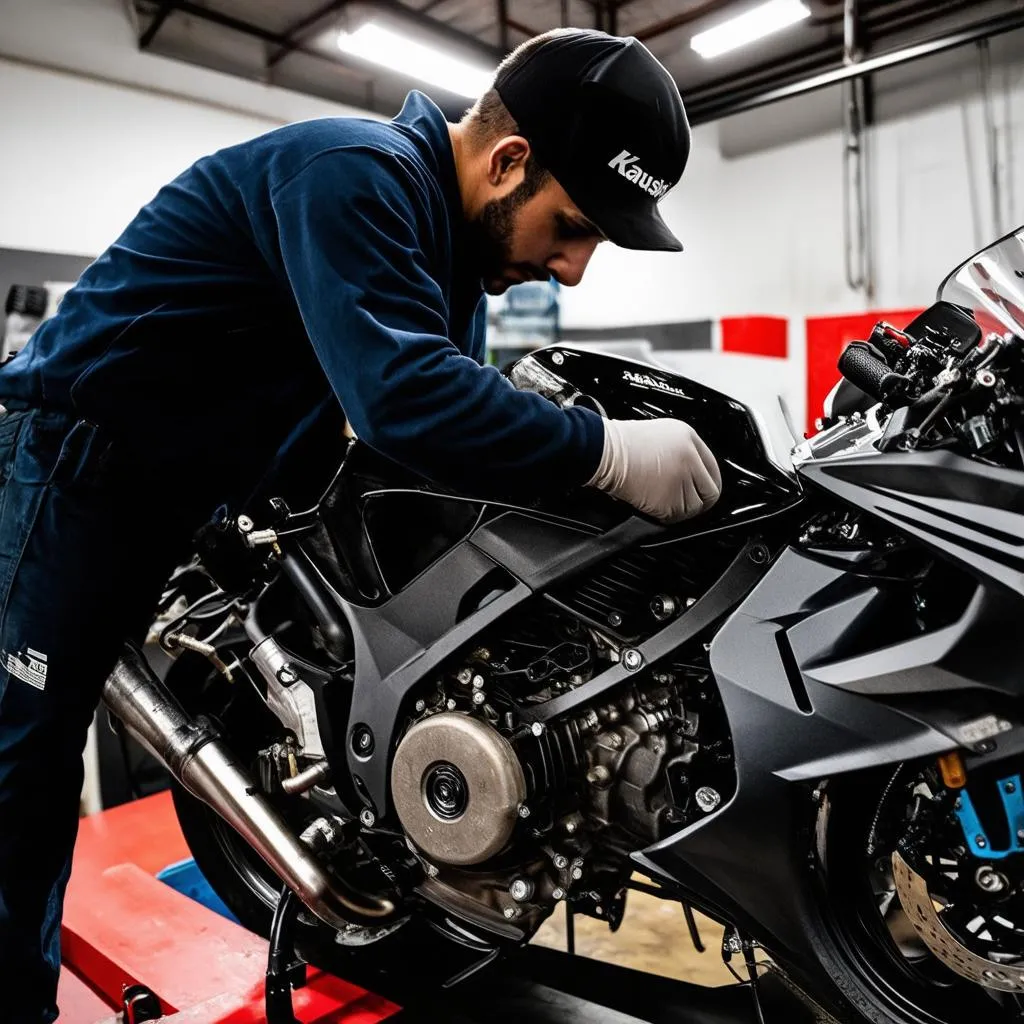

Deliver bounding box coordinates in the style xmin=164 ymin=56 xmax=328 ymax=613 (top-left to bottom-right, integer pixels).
xmin=389 ymin=539 xmax=738 ymax=935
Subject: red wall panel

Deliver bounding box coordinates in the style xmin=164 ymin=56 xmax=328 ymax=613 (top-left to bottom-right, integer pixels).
xmin=721 ymin=316 xmax=788 ymax=358
xmin=805 ymin=309 xmax=924 ymax=434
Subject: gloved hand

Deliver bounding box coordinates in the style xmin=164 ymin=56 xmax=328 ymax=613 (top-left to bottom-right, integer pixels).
xmin=586 ymin=418 xmax=722 ymax=524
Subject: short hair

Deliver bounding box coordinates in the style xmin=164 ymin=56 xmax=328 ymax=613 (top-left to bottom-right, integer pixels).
xmin=461 ymin=29 xmax=578 ymax=149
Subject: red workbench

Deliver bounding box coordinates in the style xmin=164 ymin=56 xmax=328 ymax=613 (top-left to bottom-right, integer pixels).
xmin=59 ymin=791 xmax=400 ymax=1023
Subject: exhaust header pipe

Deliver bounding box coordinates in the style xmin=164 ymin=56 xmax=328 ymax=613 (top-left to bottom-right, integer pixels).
xmin=102 ymin=644 xmax=394 ymax=925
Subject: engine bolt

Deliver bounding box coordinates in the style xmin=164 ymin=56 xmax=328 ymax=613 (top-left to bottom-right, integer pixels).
xmin=277 ymin=666 xmax=298 ymax=684
xmin=457 ymin=668 xmax=472 ymax=685
xmin=1007 ymin=782 xmax=1017 ymax=795
xmin=553 ymin=855 xmax=569 ymax=870
xmin=472 ymin=690 xmax=486 ymax=706
xmin=425 ymin=863 xmax=439 ymax=878
xmin=586 ymin=765 xmax=611 ymax=786
xmin=236 ymin=515 xmax=254 ymax=533
xmin=552 ymin=351 xmax=564 ymax=365
xmin=531 ymin=722 xmax=545 ymax=737
xmin=976 ymin=866 xmax=1008 ymax=893
xmin=552 ymin=887 xmax=566 ymax=901
xmin=510 ymin=878 xmax=535 ymax=902
xmin=572 ymin=867 xmax=584 ymax=881
xmin=695 ymin=787 xmax=722 ymax=813
xmin=415 ymin=699 xmax=426 ymax=713
xmin=352 ymin=726 xmax=374 ymax=755
xmin=976 ymin=835 xmax=988 ymax=849
xmin=650 ymin=595 xmax=677 ymax=621
xmin=563 ymin=816 xmax=580 ymax=834
xmin=622 ymin=649 xmax=644 ymax=672
xmin=749 ymin=544 xmax=770 ymax=565
xmin=446 ymin=699 xmax=457 ymax=711
xmin=608 ymin=612 xmax=623 ymax=627
xmin=606 ymin=732 xmax=624 ymax=750
xmin=1017 ymin=830 xmax=1024 ymax=843
xmin=503 ymin=906 xmax=521 ymax=920
xmin=359 ymin=809 xmax=376 ymax=828
xmin=472 ymin=674 xmax=485 ymax=689
xmin=518 ymin=804 xmax=531 ymax=819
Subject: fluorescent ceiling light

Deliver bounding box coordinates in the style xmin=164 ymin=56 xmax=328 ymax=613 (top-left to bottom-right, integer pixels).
xmin=691 ymin=0 xmax=811 ymax=59
xmin=338 ymin=22 xmax=494 ymax=98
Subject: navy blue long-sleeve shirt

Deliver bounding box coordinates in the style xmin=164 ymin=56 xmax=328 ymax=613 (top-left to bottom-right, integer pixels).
xmin=0 ymin=92 xmax=603 ymax=495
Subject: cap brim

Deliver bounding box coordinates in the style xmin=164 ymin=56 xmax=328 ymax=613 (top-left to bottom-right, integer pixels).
xmin=591 ymin=202 xmax=683 ymax=253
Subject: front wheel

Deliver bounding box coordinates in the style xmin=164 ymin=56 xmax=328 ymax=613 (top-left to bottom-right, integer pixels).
xmin=801 ymin=761 xmax=1024 ymax=1024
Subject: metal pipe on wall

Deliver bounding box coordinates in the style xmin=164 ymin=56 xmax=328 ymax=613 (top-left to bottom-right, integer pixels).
xmin=977 ymin=38 xmax=1004 ymax=235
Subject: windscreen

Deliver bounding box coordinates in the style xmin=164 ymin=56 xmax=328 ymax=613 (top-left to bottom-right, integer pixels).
xmin=939 ymin=226 xmax=1024 ymax=340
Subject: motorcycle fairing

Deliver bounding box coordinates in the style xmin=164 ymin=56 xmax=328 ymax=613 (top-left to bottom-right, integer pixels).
xmin=634 ymin=544 xmax=1024 ymax=970
xmin=800 ymin=449 xmax=1024 ymax=598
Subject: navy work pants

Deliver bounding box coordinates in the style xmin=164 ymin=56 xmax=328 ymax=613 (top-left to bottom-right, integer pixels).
xmin=0 ymin=407 xmax=228 ymax=1022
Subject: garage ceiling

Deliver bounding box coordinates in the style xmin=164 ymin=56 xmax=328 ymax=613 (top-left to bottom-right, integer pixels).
xmin=132 ymin=0 xmax=1024 ymax=121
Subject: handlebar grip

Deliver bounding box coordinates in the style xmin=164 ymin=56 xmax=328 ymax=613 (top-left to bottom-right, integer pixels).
xmin=838 ymin=342 xmax=910 ymax=405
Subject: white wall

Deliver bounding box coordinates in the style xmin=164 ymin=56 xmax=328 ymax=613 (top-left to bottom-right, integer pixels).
xmin=0 ymin=0 xmax=373 ymax=256
xmin=560 ymin=56 xmax=1024 ymax=432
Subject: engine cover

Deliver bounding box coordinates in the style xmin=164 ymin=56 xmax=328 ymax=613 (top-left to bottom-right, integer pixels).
xmin=391 ymin=713 xmax=526 ymax=866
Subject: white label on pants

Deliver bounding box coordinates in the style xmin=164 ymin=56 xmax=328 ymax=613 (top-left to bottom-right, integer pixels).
xmin=4 ymin=648 xmax=47 ymax=690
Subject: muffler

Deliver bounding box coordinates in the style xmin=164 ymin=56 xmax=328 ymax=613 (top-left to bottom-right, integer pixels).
xmin=102 ymin=643 xmax=395 ymax=925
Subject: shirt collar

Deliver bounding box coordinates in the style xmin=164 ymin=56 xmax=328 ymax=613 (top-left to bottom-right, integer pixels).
xmin=393 ymin=91 xmax=484 ymax=313
xmin=393 ymin=91 xmax=463 ymax=224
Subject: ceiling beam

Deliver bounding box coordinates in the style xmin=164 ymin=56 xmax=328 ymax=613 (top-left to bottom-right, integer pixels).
xmin=138 ymin=2 xmax=422 ymax=114
xmin=497 ymin=0 xmax=510 ymax=51
xmin=506 ymin=16 xmax=543 ymax=38
xmin=267 ymin=0 xmax=351 ymax=69
xmin=157 ymin=0 xmax=501 ymax=64
xmin=682 ymin=0 xmax=982 ymax=104
xmin=688 ymin=8 xmax=1024 ymax=124
xmin=138 ymin=1 xmax=176 ymax=49
xmin=633 ymin=0 xmax=734 ymax=43
xmin=371 ymin=0 xmax=504 ymax=61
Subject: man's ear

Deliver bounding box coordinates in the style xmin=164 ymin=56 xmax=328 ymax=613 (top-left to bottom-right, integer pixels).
xmin=487 ymin=136 xmax=531 ymax=187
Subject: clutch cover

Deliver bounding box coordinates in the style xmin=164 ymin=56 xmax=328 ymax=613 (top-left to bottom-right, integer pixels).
xmin=391 ymin=713 xmax=526 ymax=867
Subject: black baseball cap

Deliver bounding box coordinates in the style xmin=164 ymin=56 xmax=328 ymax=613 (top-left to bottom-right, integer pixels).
xmin=494 ymin=29 xmax=689 ymax=252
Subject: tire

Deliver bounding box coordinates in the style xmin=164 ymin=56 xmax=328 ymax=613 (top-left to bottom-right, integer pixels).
xmin=783 ymin=770 xmax=1019 ymax=1024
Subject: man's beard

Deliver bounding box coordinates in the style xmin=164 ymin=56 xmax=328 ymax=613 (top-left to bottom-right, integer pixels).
xmin=464 ymin=173 xmax=548 ymax=293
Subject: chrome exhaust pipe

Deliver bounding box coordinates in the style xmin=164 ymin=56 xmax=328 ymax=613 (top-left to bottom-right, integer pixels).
xmin=102 ymin=643 xmax=395 ymax=925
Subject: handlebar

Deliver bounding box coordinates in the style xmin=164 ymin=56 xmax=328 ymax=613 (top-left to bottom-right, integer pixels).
xmin=838 ymin=342 xmax=912 ymax=406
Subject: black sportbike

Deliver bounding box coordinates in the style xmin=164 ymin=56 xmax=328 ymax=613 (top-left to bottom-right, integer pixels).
xmin=106 ymin=227 xmax=1024 ymax=1023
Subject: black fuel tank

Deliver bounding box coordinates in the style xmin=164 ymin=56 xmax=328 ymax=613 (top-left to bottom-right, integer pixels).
xmin=508 ymin=346 xmax=803 ymax=534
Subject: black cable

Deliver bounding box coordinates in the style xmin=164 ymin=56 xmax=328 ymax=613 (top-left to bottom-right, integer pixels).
xmin=724 ymin=960 xmax=747 ymax=985
xmin=266 ymin=886 xmax=303 ymax=1024
xmin=742 ymin=940 xmax=768 ymax=1024
xmin=682 ymin=902 xmax=705 ymax=953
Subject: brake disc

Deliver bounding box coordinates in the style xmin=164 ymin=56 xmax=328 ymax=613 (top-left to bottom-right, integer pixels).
xmin=892 ymin=850 xmax=1024 ymax=993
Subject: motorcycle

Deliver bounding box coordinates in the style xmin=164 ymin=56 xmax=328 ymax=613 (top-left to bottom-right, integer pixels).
xmin=105 ymin=226 xmax=1024 ymax=1023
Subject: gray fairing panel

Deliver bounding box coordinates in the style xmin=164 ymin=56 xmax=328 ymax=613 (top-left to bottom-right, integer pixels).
xmin=634 ymin=546 xmax=961 ymax=964
xmin=799 ymin=449 xmax=1024 ymax=597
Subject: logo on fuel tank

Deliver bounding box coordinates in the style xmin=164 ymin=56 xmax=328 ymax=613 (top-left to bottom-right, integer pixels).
xmin=622 ymin=369 xmax=687 ymax=398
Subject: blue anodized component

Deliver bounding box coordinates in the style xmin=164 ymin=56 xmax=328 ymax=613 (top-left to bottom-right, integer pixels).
xmin=954 ymin=774 xmax=1024 ymax=860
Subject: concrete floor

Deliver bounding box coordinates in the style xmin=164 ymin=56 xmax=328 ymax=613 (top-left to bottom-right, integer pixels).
xmin=533 ymin=882 xmax=738 ymax=987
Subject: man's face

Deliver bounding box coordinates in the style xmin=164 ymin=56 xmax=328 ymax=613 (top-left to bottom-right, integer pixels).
xmin=467 ymin=143 xmax=605 ymax=296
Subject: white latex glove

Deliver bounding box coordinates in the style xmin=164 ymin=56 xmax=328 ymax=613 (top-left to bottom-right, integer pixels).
xmin=586 ymin=418 xmax=722 ymax=524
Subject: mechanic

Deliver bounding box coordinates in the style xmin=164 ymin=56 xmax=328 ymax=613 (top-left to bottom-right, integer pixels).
xmin=0 ymin=27 xmax=719 ymax=1022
